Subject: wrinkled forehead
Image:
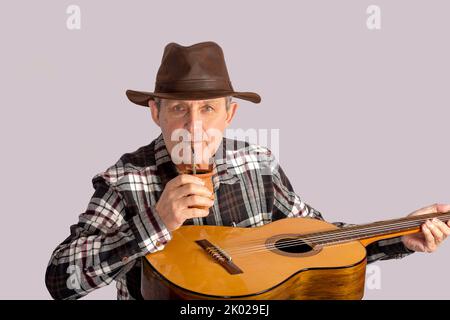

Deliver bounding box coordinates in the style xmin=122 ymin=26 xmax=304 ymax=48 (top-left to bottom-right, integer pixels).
xmin=160 ymin=97 xmax=226 ymax=106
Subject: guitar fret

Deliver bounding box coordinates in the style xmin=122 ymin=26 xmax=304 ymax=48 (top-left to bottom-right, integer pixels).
xmin=304 ymin=212 xmax=450 ymax=246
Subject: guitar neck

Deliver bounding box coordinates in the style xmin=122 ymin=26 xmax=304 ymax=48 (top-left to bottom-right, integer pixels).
xmin=304 ymin=211 xmax=450 ymax=247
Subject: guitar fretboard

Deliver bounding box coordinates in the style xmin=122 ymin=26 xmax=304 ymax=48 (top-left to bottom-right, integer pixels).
xmin=302 ymin=211 xmax=450 ymax=246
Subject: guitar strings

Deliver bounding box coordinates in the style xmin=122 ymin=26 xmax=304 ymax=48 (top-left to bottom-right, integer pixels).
xmin=222 ymin=214 xmax=450 ymax=256
xmin=228 ymin=224 xmax=416 ymax=257
xmin=222 ymin=212 xmax=448 ymax=249
xmin=224 ymin=213 xmax=450 ymax=252
xmin=226 ymin=216 xmax=447 ymax=256
xmin=228 ymin=225 xmax=411 ymax=257
xmin=226 ymin=221 xmax=445 ymax=257
xmin=224 ymin=215 xmax=444 ymax=252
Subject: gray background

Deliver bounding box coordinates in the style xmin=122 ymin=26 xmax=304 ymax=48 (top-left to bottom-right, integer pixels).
xmin=0 ymin=0 xmax=449 ymax=299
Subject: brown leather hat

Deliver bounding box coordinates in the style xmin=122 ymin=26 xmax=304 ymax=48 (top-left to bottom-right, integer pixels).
xmin=126 ymin=41 xmax=261 ymax=107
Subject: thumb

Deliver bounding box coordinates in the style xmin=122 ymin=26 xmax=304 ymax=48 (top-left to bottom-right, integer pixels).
xmin=409 ymin=203 xmax=445 ymax=216
xmin=436 ymin=203 xmax=450 ymax=213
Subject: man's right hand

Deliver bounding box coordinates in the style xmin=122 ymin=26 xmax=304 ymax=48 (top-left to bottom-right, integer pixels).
xmin=155 ymin=174 xmax=215 ymax=231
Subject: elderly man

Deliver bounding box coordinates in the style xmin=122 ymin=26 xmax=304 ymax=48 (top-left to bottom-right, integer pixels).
xmin=45 ymin=41 xmax=450 ymax=300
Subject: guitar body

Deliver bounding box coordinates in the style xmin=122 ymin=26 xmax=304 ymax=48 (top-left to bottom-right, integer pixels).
xmin=142 ymin=217 xmax=368 ymax=300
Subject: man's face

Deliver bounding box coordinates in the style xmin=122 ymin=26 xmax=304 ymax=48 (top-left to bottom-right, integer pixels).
xmin=148 ymin=97 xmax=238 ymax=167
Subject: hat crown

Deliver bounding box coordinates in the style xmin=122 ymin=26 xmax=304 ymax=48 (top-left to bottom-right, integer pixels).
xmin=154 ymin=42 xmax=233 ymax=92
xmin=125 ymin=41 xmax=261 ymax=106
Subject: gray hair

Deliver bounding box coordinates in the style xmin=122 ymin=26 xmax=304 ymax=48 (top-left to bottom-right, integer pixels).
xmin=153 ymin=96 xmax=232 ymax=112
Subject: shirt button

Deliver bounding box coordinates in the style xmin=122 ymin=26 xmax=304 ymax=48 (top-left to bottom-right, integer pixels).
xmin=122 ymin=256 xmax=129 ymax=263
xmin=155 ymin=241 xmax=162 ymax=248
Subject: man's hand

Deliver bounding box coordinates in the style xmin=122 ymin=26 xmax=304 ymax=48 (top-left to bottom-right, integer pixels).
xmin=401 ymin=203 xmax=450 ymax=253
xmin=155 ymin=174 xmax=215 ymax=232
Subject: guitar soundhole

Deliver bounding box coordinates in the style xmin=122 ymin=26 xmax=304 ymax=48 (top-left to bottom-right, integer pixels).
xmin=274 ymin=238 xmax=312 ymax=254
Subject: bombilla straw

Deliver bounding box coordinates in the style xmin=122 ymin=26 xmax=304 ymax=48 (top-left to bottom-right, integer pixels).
xmin=191 ymin=141 xmax=196 ymax=174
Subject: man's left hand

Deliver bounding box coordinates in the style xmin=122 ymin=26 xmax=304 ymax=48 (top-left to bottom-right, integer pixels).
xmin=401 ymin=203 xmax=450 ymax=253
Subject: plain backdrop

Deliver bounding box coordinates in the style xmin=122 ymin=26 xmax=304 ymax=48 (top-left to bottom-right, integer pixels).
xmin=0 ymin=0 xmax=449 ymax=299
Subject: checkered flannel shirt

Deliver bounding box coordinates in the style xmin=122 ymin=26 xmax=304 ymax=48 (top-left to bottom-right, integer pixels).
xmin=45 ymin=133 xmax=414 ymax=300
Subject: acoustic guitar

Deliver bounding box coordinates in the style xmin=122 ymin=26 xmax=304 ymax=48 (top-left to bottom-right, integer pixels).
xmin=141 ymin=211 xmax=449 ymax=300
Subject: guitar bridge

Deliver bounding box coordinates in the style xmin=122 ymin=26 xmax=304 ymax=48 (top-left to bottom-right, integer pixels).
xmin=195 ymin=239 xmax=243 ymax=275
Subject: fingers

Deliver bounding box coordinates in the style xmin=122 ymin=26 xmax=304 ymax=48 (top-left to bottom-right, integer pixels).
xmin=167 ymin=207 xmax=210 ymax=231
xmin=427 ymin=220 xmax=444 ymax=242
xmin=421 ymin=223 xmax=436 ymax=252
xmin=172 ymin=182 xmax=213 ymax=200
xmin=420 ymin=218 xmax=450 ymax=252
xmin=435 ymin=218 xmax=450 ymax=234
xmin=171 ymin=206 xmax=210 ymax=230
xmin=180 ymin=195 xmax=215 ymax=209
xmin=157 ymin=175 xmax=214 ymax=231
xmin=432 ymin=218 xmax=450 ymax=241
xmin=166 ymin=174 xmax=205 ymax=190
xmin=183 ymin=208 xmax=210 ymax=219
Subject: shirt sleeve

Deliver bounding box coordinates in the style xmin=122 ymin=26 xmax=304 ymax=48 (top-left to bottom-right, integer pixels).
xmin=45 ymin=175 xmax=172 ymax=300
xmin=268 ymin=150 xmax=414 ymax=263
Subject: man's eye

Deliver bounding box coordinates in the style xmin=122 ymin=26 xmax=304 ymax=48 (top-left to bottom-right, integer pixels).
xmin=173 ymin=105 xmax=185 ymax=112
xmin=203 ymin=105 xmax=214 ymax=112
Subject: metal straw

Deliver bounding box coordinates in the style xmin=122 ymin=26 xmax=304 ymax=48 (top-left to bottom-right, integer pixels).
xmin=191 ymin=142 xmax=196 ymax=174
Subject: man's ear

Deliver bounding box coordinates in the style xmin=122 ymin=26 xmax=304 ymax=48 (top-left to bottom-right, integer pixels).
xmin=148 ymin=100 xmax=160 ymax=127
xmin=225 ymin=102 xmax=238 ymax=128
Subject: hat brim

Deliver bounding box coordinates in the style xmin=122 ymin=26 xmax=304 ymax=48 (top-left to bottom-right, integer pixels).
xmin=126 ymin=89 xmax=261 ymax=107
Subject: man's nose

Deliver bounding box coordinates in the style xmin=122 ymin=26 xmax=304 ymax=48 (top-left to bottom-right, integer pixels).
xmin=185 ymin=111 xmax=204 ymax=139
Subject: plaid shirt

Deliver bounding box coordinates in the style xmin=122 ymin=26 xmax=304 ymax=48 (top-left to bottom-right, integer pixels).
xmin=45 ymin=133 xmax=414 ymax=300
